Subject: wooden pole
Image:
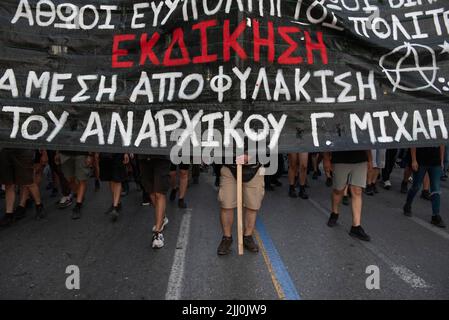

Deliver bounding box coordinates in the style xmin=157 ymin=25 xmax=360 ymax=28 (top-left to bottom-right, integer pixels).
xmin=237 ymin=164 xmax=244 ymax=255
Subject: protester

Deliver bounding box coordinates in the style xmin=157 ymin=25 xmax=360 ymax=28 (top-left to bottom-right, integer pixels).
xmin=217 ymin=154 xmax=264 ymax=255
xmin=58 ymin=150 xmax=94 ymax=220
xmin=288 ymin=153 xmax=309 ymax=199
xmin=324 ymin=150 xmax=372 ymax=241
xmin=0 ymin=149 xmax=44 ymax=226
xmin=139 ymin=155 xmax=171 ymax=249
xmin=403 ymin=146 xmax=446 ymax=228
xmin=99 ymin=153 xmax=129 ymax=222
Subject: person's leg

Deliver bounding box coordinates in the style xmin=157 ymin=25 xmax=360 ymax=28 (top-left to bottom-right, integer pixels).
xmin=332 ymin=188 xmax=345 ymax=214
xmin=349 ymin=185 xmax=363 ymax=227
xmin=153 ymin=192 xmax=167 ymax=232
xmin=76 ymin=180 xmax=87 ymax=204
xmin=298 ymin=152 xmax=308 ymax=186
xmin=244 ymin=208 xmax=257 ymax=236
xmin=111 ymin=181 xmax=122 ymax=207
xmin=428 ymin=166 xmax=442 ymax=216
xmin=422 ymin=173 xmax=430 ymax=199
xmin=288 ymin=153 xmax=299 ymax=186
xmin=4 ymin=184 xmax=15 ymax=214
xmin=220 ymin=208 xmax=234 ymax=238
xmin=178 ymin=169 xmax=189 ymax=200
xmin=405 ymin=167 xmax=426 ymax=207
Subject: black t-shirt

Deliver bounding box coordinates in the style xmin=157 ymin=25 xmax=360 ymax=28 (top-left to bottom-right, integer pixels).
xmin=415 ymin=147 xmax=441 ymax=167
xmin=332 ymin=151 xmax=368 ymax=164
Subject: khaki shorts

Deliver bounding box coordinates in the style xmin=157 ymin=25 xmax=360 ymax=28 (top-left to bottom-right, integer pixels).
xmin=218 ymin=166 xmax=265 ymax=210
xmin=60 ymin=154 xmax=91 ymax=181
xmin=333 ymin=162 xmax=368 ymax=190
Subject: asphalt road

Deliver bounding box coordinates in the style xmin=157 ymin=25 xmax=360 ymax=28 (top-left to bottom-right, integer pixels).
xmin=0 ymin=167 xmax=448 ymax=300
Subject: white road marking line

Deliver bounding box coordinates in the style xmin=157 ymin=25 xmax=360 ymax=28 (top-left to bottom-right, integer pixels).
xmin=308 ymin=197 xmax=430 ymax=289
xmin=165 ymin=210 xmax=192 ymax=300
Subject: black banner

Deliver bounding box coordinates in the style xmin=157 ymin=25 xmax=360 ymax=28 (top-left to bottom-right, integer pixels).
xmin=0 ymin=0 xmax=448 ymax=155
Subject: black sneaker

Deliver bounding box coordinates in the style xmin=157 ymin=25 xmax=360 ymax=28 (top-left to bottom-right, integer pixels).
xmin=325 ymin=177 xmax=333 ymax=187
xmin=71 ymin=204 xmax=82 ymax=220
xmin=421 ymin=190 xmax=431 ymax=201
xmin=169 ymin=188 xmax=177 ymax=202
xmin=288 ymin=186 xmax=297 ymax=198
xmin=327 ymin=213 xmax=339 ymax=227
xmin=349 ymin=226 xmax=371 ymax=241
xmin=110 ymin=208 xmax=119 ymax=222
xmin=400 ymin=181 xmax=408 ymax=194
xmin=178 ymin=198 xmax=187 ymax=209
xmin=14 ymin=206 xmax=27 ymax=221
xmin=243 ymin=235 xmax=259 ymax=253
xmin=298 ymin=186 xmax=309 ymax=199
xmin=217 ymin=236 xmax=233 ymax=256
xmin=403 ymin=203 xmax=412 ymax=217
xmin=142 ymin=192 xmax=150 ymax=206
xmin=342 ymin=196 xmax=349 ymax=206
xmin=431 ymin=215 xmax=446 ymax=228
xmin=0 ymin=213 xmax=14 ymax=227
xmin=35 ymin=203 xmax=45 ymax=220
xmin=365 ymin=184 xmax=374 ymax=196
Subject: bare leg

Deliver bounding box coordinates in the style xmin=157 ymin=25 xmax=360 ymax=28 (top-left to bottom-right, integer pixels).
xmin=178 ymin=169 xmax=189 ymax=199
xmin=350 ymin=185 xmax=363 ymax=226
xmin=220 ymin=208 xmax=234 ymax=238
xmin=288 ymin=153 xmax=299 ymax=186
xmin=110 ymin=181 xmax=122 ymax=207
xmin=5 ymin=184 xmax=15 ymax=214
xmin=76 ymin=180 xmax=87 ymax=204
xmin=153 ymin=192 xmax=167 ymax=232
xmin=299 ymin=153 xmax=309 ymax=186
xmin=332 ymin=188 xmax=345 ymax=214
xmin=244 ymin=208 xmax=257 ymax=236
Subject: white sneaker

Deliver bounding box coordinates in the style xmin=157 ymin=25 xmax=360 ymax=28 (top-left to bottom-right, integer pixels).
xmin=383 ymin=180 xmax=392 ymax=189
xmin=152 ymin=232 xmax=164 ymax=249
xmin=152 ymin=217 xmax=169 ymax=232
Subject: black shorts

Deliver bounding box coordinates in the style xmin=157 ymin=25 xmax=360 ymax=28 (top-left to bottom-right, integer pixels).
xmin=0 ymin=149 xmax=35 ymax=185
xmin=140 ymin=158 xmax=171 ymax=194
xmin=170 ymin=162 xmax=190 ymax=171
xmin=99 ymin=154 xmax=127 ymax=183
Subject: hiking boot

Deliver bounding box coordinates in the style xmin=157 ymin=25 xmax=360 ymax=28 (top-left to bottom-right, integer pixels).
xmin=152 ymin=216 xmax=169 ymax=233
xmin=71 ymin=203 xmax=82 ymax=220
xmin=325 ymin=177 xmax=333 ymax=187
xmin=178 ymin=198 xmax=187 ymax=209
xmin=152 ymin=232 xmax=164 ymax=249
xmin=288 ymin=186 xmax=297 ymax=198
xmin=0 ymin=213 xmax=14 ymax=228
xmin=169 ymin=188 xmax=177 ymax=202
xmin=431 ymin=215 xmax=446 ymax=228
xmin=327 ymin=213 xmax=339 ymax=227
xmin=421 ymin=190 xmax=431 ymax=201
xmin=349 ymin=226 xmax=371 ymax=241
xmin=35 ymin=203 xmax=45 ymax=220
xmin=217 ymin=236 xmax=233 ymax=256
xmin=298 ymin=186 xmax=309 ymax=199
xmin=400 ymin=181 xmax=408 ymax=194
xmin=403 ymin=203 xmax=412 ymax=217
xmin=14 ymin=205 xmax=27 ymax=221
xmin=243 ymin=235 xmax=259 ymax=253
